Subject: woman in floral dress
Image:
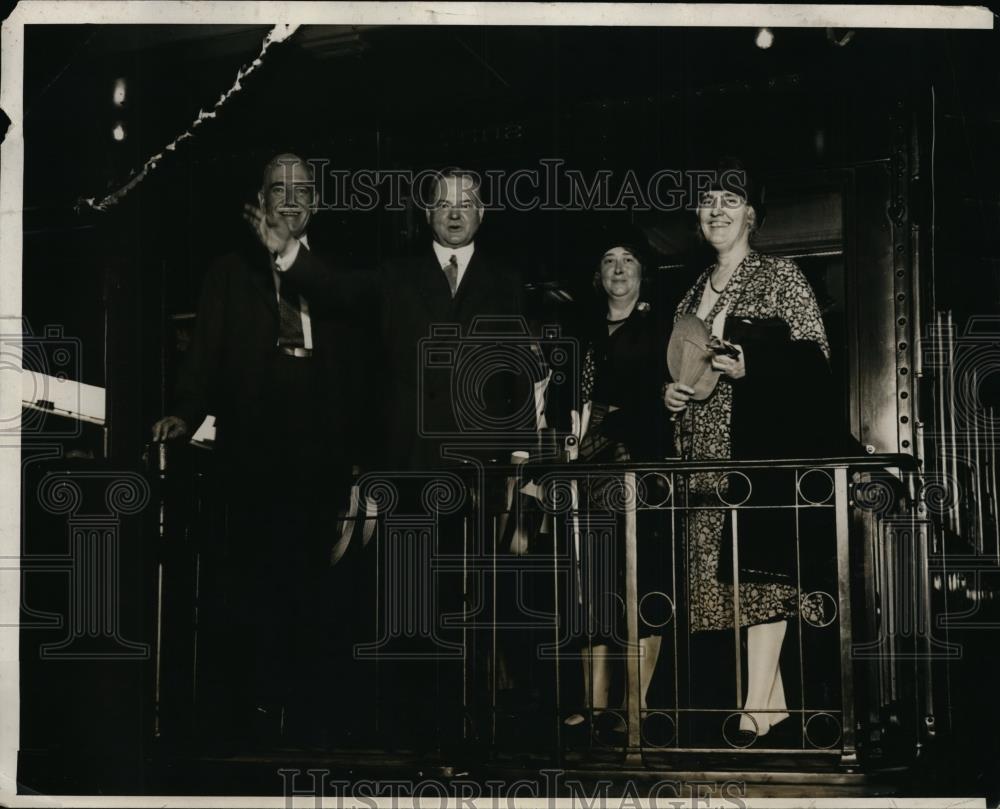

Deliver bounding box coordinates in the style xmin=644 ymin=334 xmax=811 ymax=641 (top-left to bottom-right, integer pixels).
xmin=665 ymin=162 xmax=834 ymax=743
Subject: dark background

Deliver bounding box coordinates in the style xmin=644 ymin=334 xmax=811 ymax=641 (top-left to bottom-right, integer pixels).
xmin=20 ymin=22 xmax=1000 ymax=453
xmin=15 ymin=17 xmax=1000 ymax=798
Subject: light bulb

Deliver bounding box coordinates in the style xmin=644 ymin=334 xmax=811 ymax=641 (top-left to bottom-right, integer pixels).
xmin=755 ymin=28 xmax=774 ymax=49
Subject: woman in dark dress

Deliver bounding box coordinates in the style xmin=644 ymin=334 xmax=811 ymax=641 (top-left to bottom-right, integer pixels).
xmin=564 ymin=229 xmax=672 ymax=728
xmin=664 ymin=161 xmax=834 ymax=742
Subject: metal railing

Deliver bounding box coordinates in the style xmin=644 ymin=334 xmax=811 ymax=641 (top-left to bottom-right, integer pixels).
xmin=349 ymin=454 xmax=916 ymax=768
xmin=149 ymin=445 xmax=938 ymax=770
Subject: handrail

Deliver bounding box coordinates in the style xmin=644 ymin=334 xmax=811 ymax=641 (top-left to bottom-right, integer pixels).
xmin=427 ymin=453 xmax=918 ymax=479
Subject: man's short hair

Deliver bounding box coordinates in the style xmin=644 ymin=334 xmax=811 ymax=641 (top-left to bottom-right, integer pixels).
xmin=422 ymin=166 xmax=483 ymax=209
xmin=261 ymin=153 xmax=314 ymax=191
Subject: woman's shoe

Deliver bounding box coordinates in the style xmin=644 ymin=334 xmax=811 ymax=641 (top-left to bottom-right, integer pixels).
xmin=730 ymin=728 xmax=759 ymax=748
xmin=759 ymin=715 xmax=799 ymax=747
xmin=562 ymin=713 xmax=592 ymax=748
xmin=593 ymin=710 xmax=627 ymax=747
xmin=730 ymin=712 xmax=763 ymax=748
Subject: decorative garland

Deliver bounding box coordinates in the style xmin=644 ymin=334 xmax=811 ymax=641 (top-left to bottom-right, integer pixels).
xmin=77 ymin=23 xmax=301 ymax=213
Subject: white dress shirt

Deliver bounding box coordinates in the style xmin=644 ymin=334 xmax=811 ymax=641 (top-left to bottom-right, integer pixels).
xmin=432 ymin=241 xmax=475 ymax=290
xmin=272 ymin=234 xmax=313 ymax=350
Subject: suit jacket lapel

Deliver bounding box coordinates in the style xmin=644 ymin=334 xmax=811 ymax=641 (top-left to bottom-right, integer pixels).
xmin=415 ymin=249 xmax=453 ymax=320
xmin=453 ymin=251 xmax=491 ymax=320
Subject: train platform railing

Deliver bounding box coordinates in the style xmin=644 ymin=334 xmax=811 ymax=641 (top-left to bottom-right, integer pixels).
xmin=345 ymin=454 xmax=919 ymax=770
xmin=150 ymin=447 xmax=934 ymax=771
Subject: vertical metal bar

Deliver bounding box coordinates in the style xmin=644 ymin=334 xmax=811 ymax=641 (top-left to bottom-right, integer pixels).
xmin=102 ymin=292 xmax=110 ymax=459
xmin=152 ymin=445 xmax=166 ymax=738
xmin=551 ymin=504 xmax=562 ymax=759
xmin=935 ymin=312 xmax=949 ymax=529
xmin=835 ymin=466 xmax=858 ymax=767
xmin=855 ymin=476 xmax=885 ymax=740
xmin=730 ymin=507 xmax=743 ymax=707
xmin=946 ymin=312 xmax=962 ymax=538
xmin=971 ymin=369 xmax=985 ymax=553
xmin=937 ymin=506 xmax=955 ymax=736
xmin=794 ymin=469 xmax=807 ymax=746
xmin=682 ymin=472 xmax=696 ymax=747
xmin=911 ymin=225 xmax=926 ymax=468
xmin=915 ymin=482 xmax=934 ymax=753
xmin=153 ymin=564 xmax=164 ymax=738
xmin=571 ymin=480 xmax=583 ymax=610
xmin=905 ymin=503 xmax=920 ymax=753
xmin=910 ymin=225 xmax=922 ymax=382
xmin=462 ymin=511 xmax=469 ymax=740
xmin=491 ymin=511 xmax=497 ymax=748
xmin=984 ymin=412 xmax=994 ymax=510
xmin=991 ymin=409 xmax=1000 ymax=564
xmin=374 ymin=510 xmax=381 ymax=737
xmin=582 ymin=476 xmax=595 ymax=740
xmin=984 ymin=419 xmax=992 ymax=564
xmin=623 ymin=471 xmax=641 ymax=762
xmin=670 ymin=473 xmax=680 ymax=743
xmin=885 ymin=503 xmax=898 ymax=704
xmin=966 ymin=368 xmax=979 ymax=552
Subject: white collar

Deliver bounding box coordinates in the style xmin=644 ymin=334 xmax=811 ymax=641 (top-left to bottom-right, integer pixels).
xmin=432 ymin=241 xmax=475 ymax=288
xmin=432 ymin=240 xmax=474 ymax=266
xmin=271 ymin=232 xmax=310 ymax=273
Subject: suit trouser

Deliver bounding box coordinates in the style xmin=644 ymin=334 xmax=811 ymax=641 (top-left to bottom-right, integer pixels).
xmin=363 ymin=476 xmax=469 ymax=751
xmin=222 ymin=354 xmax=350 ymax=727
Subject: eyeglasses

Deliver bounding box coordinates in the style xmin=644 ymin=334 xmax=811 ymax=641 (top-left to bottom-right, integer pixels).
xmin=698 ymin=191 xmax=745 ymax=209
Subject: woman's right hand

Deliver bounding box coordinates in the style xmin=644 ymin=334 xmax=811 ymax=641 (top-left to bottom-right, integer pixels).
xmin=664 ymin=382 xmax=695 ymax=413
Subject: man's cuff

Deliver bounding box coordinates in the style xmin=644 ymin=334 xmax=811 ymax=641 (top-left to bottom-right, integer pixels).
xmin=273 ymin=238 xmax=302 ymax=271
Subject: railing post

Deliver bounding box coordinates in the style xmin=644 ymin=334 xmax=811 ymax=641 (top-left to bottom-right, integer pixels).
xmin=835 ymin=465 xmax=858 ymax=768
xmin=552 ymin=504 xmax=563 ymax=762
xmin=490 ymin=508 xmax=498 ymax=751
xmin=730 ymin=507 xmax=743 ymax=709
xmin=462 ymin=507 xmax=470 ymax=742
xmin=623 ymin=471 xmax=642 ymax=764
xmin=914 ymin=486 xmax=936 ymax=755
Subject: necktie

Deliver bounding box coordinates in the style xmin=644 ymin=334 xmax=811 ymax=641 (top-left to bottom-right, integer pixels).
xmin=443 ymin=254 xmax=459 ymax=297
xmin=274 ymin=265 xmax=305 ymax=347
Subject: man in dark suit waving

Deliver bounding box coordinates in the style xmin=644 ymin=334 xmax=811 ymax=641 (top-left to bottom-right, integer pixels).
xmin=153 ymin=153 xmax=353 ymax=748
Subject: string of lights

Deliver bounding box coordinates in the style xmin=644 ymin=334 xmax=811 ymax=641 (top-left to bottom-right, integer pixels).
xmin=76 ymin=23 xmax=300 ymax=213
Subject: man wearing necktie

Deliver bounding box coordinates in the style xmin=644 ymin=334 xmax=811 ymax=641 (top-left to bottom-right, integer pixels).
xmin=283 ymin=167 xmax=534 ymax=471
xmin=279 ymin=168 xmax=537 ymax=752
xmin=152 ymin=153 xmax=357 ymax=749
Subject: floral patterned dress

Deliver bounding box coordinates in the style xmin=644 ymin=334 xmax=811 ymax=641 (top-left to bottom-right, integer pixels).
xmin=674 ymin=252 xmax=830 ymax=632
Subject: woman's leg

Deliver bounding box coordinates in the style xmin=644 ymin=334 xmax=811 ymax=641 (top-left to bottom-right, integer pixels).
xmin=739 ymin=620 xmax=786 ymax=735
xmin=565 ymin=644 xmax=612 ymax=725
xmin=766 ymin=663 xmax=789 ymax=728
xmin=591 ymin=644 xmax=611 ymax=709
xmin=598 ymin=636 xmax=661 ymax=732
